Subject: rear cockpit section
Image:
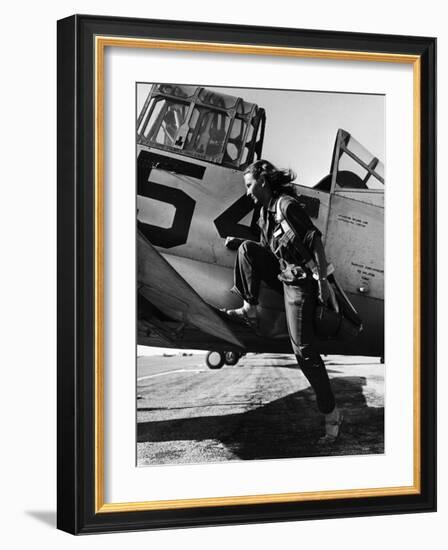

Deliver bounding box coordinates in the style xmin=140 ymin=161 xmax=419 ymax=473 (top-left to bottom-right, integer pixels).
xmin=137 ymin=84 xmax=265 ymax=169
xmin=315 ymin=129 xmax=384 ymax=193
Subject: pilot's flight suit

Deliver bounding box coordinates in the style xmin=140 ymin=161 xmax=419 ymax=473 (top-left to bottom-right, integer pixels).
xmin=231 ymin=193 xmax=335 ymax=414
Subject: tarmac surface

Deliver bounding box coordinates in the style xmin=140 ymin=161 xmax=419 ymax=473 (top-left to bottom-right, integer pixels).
xmin=137 ymin=353 xmax=384 ymax=465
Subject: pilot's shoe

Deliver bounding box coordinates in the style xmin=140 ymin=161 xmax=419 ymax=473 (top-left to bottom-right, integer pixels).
xmin=223 ymin=306 xmax=258 ymax=330
xmin=318 ymin=407 xmax=343 ymax=444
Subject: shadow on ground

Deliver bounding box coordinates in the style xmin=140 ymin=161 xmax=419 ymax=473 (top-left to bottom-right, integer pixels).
xmin=238 ymin=362 xmax=344 ymax=373
xmin=138 ymin=375 xmax=384 ymax=462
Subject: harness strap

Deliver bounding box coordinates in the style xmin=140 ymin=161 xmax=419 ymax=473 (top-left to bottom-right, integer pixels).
xmin=274 ymin=196 xmax=314 ymax=266
xmin=274 ymin=196 xmax=335 ymax=279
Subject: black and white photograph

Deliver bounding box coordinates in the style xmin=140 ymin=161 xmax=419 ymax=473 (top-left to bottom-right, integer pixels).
xmin=0 ymin=0 xmax=442 ymax=541
xmin=136 ymin=83 xmax=385 ymax=466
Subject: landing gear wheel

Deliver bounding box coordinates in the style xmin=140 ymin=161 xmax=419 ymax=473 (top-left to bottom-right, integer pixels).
xmin=224 ymin=351 xmax=240 ymax=366
xmin=205 ymin=351 xmax=225 ymax=369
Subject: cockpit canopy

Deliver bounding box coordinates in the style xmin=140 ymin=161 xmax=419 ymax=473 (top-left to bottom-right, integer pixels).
xmin=315 ymin=129 xmax=384 ymax=192
xmin=137 ymin=84 xmax=265 ymax=169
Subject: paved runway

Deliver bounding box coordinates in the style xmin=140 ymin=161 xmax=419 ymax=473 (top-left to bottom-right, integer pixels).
xmin=137 ymin=353 xmax=384 ymax=465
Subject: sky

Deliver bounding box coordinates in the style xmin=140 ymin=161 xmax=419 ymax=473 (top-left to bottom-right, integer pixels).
xmin=137 ymin=83 xmax=385 ymax=188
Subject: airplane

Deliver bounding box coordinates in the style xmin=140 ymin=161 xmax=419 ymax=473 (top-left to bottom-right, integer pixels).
xmin=136 ymin=83 xmax=384 ymax=369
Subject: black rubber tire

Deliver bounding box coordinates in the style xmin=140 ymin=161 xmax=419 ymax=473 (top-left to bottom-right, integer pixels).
xmin=224 ymin=351 xmax=240 ymax=366
xmin=205 ymin=351 xmax=225 ymax=369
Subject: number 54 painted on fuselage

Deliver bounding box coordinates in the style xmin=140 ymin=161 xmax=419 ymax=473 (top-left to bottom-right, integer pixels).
xmin=136 ymin=84 xmax=384 ymax=366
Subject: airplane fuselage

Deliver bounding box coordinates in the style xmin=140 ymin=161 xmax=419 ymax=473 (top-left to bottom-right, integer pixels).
xmin=137 ymin=144 xmax=384 ymax=357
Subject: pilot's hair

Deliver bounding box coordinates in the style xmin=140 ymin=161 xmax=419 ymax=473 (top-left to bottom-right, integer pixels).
xmin=244 ymin=160 xmax=296 ymax=196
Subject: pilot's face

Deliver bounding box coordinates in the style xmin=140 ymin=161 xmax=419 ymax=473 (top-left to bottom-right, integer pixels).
xmin=244 ymin=173 xmax=267 ymax=205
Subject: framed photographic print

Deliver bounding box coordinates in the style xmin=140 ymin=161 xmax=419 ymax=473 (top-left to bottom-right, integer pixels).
xmin=57 ymin=15 xmax=436 ymax=534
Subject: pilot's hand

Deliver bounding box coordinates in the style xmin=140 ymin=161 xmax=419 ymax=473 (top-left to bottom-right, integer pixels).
xmin=317 ymin=279 xmax=331 ymax=305
xmin=318 ymin=280 xmax=339 ymax=312
xmin=225 ymin=237 xmax=243 ymax=250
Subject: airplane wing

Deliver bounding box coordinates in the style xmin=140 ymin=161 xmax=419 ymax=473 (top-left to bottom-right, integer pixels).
xmin=137 ymin=230 xmax=245 ymax=351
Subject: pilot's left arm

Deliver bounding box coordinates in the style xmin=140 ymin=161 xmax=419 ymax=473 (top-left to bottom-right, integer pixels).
xmin=224 ymin=237 xmax=245 ymax=250
xmin=311 ymin=236 xmax=331 ymax=304
xmin=225 ymin=235 xmax=262 ymax=250
xmin=224 ymin=224 xmax=263 ymax=251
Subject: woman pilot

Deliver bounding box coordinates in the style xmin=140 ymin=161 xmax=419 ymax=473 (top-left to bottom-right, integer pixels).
xmin=225 ymin=159 xmax=343 ymax=443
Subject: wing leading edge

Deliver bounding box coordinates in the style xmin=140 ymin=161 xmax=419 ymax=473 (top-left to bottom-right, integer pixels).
xmin=137 ymin=230 xmax=244 ymax=350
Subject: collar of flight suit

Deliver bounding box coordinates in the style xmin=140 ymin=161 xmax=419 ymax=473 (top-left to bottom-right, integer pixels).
xmin=265 ymin=196 xmax=278 ymax=214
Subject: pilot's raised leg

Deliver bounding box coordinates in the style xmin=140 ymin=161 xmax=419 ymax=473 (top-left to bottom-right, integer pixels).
xmin=226 ymin=240 xmax=283 ymax=326
xmin=232 ymin=240 xmax=283 ymax=303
